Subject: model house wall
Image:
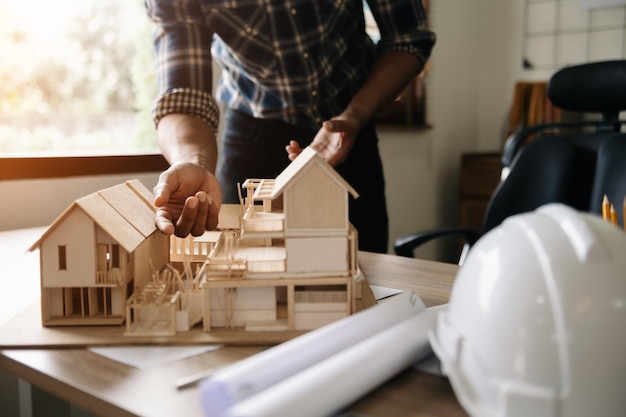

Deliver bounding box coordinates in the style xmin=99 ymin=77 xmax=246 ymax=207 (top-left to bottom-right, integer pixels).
xmin=271 ymin=148 xmax=359 ymax=274
xmin=277 ymin=153 xmax=356 ymax=232
xmin=30 ymin=179 xmax=169 ymax=326
xmin=196 ymin=147 xmax=360 ymax=333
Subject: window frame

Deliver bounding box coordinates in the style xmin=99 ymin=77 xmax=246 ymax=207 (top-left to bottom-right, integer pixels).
xmin=0 ymin=153 xmax=169 ymax=181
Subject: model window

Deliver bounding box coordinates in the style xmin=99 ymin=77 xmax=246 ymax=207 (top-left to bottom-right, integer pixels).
xmin=111 ymin=244 xmax=120 ymax=269
xmin=58 ymin=245 xmax=67 ymax=270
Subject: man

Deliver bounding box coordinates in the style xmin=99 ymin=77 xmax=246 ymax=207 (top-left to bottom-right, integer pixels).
xmin=146 ymin=0 xmax=435 ymax=253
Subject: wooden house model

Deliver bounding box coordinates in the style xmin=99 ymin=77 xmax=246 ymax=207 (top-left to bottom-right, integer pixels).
xmin=196 ymin=145 xmax=361 ymax=333
xmin=29 ymin=179 xmax=169 ymax=326
xmin=31 ymin=147 xmax=363 ymax=336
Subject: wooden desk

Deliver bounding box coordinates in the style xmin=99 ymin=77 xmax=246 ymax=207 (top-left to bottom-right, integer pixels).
xmin=0 ymin=228 xmax=467 ymax=417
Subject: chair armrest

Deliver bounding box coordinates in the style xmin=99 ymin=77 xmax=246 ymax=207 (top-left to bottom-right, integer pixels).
xmin=393 ymin=227 xmax=482 ymax=258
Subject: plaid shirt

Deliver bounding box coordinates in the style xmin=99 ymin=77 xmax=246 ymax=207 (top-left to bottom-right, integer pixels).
xmin=146 ymin=0 xmax=435 ymax=132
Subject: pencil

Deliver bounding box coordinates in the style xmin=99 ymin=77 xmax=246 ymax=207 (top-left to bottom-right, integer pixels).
xmin=602 ymin=195 xmax=611 ymax=222
xmin=610 ymin=204 xmax=618 ymax=226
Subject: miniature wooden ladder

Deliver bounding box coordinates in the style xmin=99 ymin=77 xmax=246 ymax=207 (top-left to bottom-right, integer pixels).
xmin=135 ymin=281 xmax=170 ymax=305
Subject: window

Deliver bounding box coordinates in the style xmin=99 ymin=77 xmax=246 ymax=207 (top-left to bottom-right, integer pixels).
xmin=0 ymin=0 xmax=157 ymax=155
xmin=111 ymin=244 xmax=120 ymax=269
xmin=58 ymin=245 xmax=67 ymax=270
xmin=523 ymin=0 xmax=626 ymax=71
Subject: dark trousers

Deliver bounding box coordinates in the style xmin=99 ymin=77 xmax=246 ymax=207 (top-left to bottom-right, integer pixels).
xmin=216 ymin=108 xmax=389 ymax=253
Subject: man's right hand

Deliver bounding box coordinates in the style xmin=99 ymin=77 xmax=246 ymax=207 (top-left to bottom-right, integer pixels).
xmin=153 ymin=162 xmax=222 ymax=237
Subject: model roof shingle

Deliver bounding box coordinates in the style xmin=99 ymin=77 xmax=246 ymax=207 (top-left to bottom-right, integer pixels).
xmin=29 ymin=179 xmax=157 ymax=253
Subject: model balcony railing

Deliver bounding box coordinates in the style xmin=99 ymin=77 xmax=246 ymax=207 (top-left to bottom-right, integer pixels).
xmin=170 ymin=235 xmax=216 ymax=262
xmin=247 ymin=258 xmax=286 ymax=273
xmin=199 ymin=258 xmax=248 ymax=280
xmin=95 ymin=268 xmax=123 ymax=285
xmin=241 ymin=212 xmax=285 ymax=233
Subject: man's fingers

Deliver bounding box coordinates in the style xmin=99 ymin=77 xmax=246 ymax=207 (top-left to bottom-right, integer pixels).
xmin=155 ymin=208 xmax=175 ymax=235
xmin=323 ymin=120 xmax=337 ymax=131
xmin=323 ymin=119 xmax=350 ymax=133
xmin=153 ymin=182 xmax=171 ymax=207
xmin=190 ymin=192 xmax=209 ymax=236
xmin=174 ymin=196 xmax=199 ymax=237
xmin=285 ymin=140 xmax=303 ymax=161
xmin=207 ymin=196 xmax=220 ymax=230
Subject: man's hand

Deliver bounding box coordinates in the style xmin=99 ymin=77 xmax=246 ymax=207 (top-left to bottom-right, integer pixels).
xmin=286 ymin=108 xmax=366 ymax=167
xmin=288 ymin=50 xmax=424 ymax=165
xmin=153 ymin=162 xmax=222 ymax=237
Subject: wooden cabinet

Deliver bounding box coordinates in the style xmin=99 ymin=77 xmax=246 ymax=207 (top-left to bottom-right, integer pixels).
xmin=459 ymin=153 xmax=502 ymax=231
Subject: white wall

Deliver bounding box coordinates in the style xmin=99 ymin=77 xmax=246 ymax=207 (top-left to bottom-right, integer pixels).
xmin=382 ymin=0 xmax=626 ymax=260
xmin=0 ymin=173 xmax=160 ymax=231
xmin=381 ymin=0 xmax=485 ymax=260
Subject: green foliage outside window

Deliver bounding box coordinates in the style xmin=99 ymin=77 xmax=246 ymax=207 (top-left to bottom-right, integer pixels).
xmin=0 ymin=0 xmax=157 ymax=154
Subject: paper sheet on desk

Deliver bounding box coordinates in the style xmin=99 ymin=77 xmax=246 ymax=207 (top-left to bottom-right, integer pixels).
xmin=369 ymin=284 xmax=404 ymax=301
xmin=90 ymin=345 xmax=223 ymax=369
xmin=0 ymin=228 xmax=41 ymax=326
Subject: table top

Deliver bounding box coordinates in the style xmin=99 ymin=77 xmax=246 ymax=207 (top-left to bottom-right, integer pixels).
xmin=0 ymin=227 xmax=467 ymax=417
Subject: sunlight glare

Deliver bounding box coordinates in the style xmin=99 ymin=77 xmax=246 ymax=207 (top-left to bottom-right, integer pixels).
xmin=2 ymin=0 xmax=88 ymax=71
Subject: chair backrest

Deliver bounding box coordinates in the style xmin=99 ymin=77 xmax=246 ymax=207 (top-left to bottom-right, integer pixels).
xmin=485 ymin=60 xmax=626 ymax=234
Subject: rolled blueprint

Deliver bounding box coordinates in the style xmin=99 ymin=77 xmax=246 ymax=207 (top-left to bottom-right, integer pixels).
xmin=199 ymin=291 xmax=426 ymax=417
xmin=223 ymin=304 xmax=447 ymax=417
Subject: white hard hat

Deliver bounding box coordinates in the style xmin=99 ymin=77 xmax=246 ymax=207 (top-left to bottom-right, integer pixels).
xmin=430 ymin=203 xmax=626 ymax=417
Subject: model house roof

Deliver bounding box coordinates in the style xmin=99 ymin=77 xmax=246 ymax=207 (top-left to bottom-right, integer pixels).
xmin=271 ymin=146 xmax=359 ymax=199
xmin=29 ymin=179 xmax=157 ymax=253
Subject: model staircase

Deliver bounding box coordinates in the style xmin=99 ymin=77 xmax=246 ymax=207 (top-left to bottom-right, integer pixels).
xmin=135 ymin=281 xmax=172 ymax=305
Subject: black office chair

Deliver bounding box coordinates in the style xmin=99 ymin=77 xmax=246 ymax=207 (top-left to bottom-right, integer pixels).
xmin=394 ymin=60 xmax=626 ymax=263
